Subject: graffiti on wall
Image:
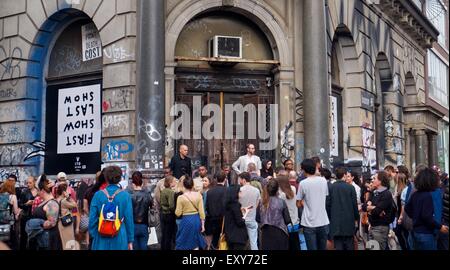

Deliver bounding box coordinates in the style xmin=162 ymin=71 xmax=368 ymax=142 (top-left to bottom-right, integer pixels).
xmin=165 ymin=124 xmax=174 ymax=153
xmin=0 ymin=141 xmax=46 ymax=165
xmin=0 ymin=102 xmax=26 ymax=121
xmin=362 ymin=123 xmax=376 ymax=173
xmin=295 ymin=137 xmax=304 ymax=166
xmin=0 ymin=125 xmax=23 ymax=143
xmin=384 ymin=108 xmax=402 ymax=153
xmin=137 ymin=116 xmax=164 ymax=170
xmin=102 ymin=139 xmax=134 ymax=161
xmin=102 ymin=88 xmax=134 ymax=112
xmin=139 ymin=118 xmax=162 ymax=142
xmin=101 ymin=162 xmax=130 ymax=189
xmin=0 ymin=46 xmax=22 ymax=86
xmin=102 ymin=113 xmax=131 ymax=136
xmin=295 ymin=88 xmax=304 ymax=123
xmin=103 ymin=44 xmax=134 ymax=63
xmin=54 ymin=46 xmax=82 ymax=76
xmin=280 ymin=121 xmax=295 ymax=162
xmin=0 ymin=167 xmax=37 ymax=185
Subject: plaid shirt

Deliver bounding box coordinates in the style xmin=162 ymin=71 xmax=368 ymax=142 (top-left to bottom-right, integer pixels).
xmin=31 ymin=196 xmax=43 ymax=215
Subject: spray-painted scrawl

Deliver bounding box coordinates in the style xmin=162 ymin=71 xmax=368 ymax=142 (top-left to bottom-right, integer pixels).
xmin=280 ymin=121 xmax=295 ymax=162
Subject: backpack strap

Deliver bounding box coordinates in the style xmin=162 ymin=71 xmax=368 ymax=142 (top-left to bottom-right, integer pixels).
xmin=102 ymin=189 xmax=123 ymax=202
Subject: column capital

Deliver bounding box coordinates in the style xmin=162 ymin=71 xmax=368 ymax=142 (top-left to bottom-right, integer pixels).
xmin=414 ymin=129 xmax=427 ymax=136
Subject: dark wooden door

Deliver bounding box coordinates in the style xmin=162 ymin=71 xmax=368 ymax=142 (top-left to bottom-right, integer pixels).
xmin=175 ymin=68 xmax=275 ymax=174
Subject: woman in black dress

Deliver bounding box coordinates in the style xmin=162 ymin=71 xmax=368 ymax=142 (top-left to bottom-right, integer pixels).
xmin=223 ymin=185 xmax=248 ymax=250
xmin=19 ymin=176 xmax=38 ymax=249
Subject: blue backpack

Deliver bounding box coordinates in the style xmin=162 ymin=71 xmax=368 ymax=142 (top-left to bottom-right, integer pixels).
xmin=98 ymin=189 xmax=124 ymax=237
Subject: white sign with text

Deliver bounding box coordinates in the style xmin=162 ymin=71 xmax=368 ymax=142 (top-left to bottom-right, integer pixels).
xmin=81 ymin=23 xmax=102 ymax=61
xmin=57 ymin=84 xmax=101 ymax=154
xmin=330 ymin=96 xmax=339 ymax=157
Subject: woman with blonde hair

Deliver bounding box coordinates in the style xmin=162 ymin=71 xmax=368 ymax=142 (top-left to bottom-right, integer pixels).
xmin=175 ymin=176 xmax=206 ymax=250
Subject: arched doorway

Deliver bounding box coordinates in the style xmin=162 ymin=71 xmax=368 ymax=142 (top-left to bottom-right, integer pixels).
xmin=173 ymin=11 xmax=276 ymax=173
xmin=330 ymin=39 xmax=344 ymax=170
xmin=43 ymin=16 xmax=103 ymax=175
xmin=374 ymin=53 xmax=393 ymax=168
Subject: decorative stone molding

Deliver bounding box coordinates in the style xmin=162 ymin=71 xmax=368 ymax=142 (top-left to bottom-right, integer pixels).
xmin=378 ymin=0 xmax=439 ymax=48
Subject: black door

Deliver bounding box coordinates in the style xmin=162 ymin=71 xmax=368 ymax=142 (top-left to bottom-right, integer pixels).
xmin=44 ymin=79 xmax=102 ymax=175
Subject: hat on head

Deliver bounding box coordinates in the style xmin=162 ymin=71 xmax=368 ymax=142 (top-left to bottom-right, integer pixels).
xmin=57 ymin=172 xmax=67 ymax=180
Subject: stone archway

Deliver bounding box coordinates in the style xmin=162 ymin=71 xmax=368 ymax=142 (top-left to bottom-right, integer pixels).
xmin=375 ymin=52 xmax=405 ymax=168
xmin=164 ymin=0 xmax=294 ymax=164
xmin=330 ymin=24 xmax=377 ymax=174
xmin=165 ymin=0 xmax=290 ymax=66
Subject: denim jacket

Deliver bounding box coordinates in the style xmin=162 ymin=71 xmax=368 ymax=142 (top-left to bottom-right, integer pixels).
xmin=25 ymin=218 xmax=49 ymax=248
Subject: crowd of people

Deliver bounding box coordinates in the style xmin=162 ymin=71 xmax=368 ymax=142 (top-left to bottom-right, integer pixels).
xmin=0 ymin=143 xmax=448 ymax=251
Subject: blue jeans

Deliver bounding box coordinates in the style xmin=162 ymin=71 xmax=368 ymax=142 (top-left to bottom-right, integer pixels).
xmin=303 ymin=225 xmax=329 ymax=250
xmin=245 ymin=220 xmax=259 ymax=250
xmin=413 ymin=232 xmax=437 ymax=250
xmin=299 ymin=231 xmax=307 ymax=250
xmin=133 ymin=224 xmax=149 ymax=250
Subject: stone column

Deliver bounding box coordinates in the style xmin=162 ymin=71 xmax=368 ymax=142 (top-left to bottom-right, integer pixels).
xmin=409 ymin=129 xmax=416 ymax=172
xmin=415 ymin=129 xmax=428 ymax=167
xmin=136 ymin=0 xmax=165 ymax=175
xmin=303 ymin=0 xmax=330 ymax=167
xmin=428 ymin=132 xmax=438 ymax=167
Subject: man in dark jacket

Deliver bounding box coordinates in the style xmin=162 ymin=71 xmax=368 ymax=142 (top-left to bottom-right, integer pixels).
xmin=362 ymin=170 xmax=394 ymax=250
xmin=205 ymin=171 xmax=228 ymax=249
xmin=327 ymin=167 xmax=359 ymax=250
xmin=169 ymin=144 xmax=192 ymax=179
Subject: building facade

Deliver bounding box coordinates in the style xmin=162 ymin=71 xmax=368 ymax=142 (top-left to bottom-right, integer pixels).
xmin=0 ymin=0 xmax=445 ymax=184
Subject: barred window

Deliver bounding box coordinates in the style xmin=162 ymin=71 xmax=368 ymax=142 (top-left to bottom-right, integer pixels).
xmin=426 ymin=0 xmax=447 ymax=46
xmin=427 ymin=50 xmax=449 ymax=107
xmin=413 ymin=0 xmax=422 ymax=11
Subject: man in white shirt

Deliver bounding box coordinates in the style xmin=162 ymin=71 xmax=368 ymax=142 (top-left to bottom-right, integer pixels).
xmin=238 ymin=172 xmax=261 ymax=250
xmin=193 ymin=166 xmax=208 ymax=193
xmin=296 ymin=158 xmax=330 ymax=250
xmin=232 ymin=144 xmax=262 ymax=175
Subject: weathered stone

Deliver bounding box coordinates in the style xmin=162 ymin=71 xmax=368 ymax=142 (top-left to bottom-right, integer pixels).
xmin=0 ymin=0 xmax=26 ymax=17
xmin=103 ymin=62 xmax=135 ymax=88
xmin=92 ymin=0 xmax=116 ymax=30
xmin=82 ymin=0 xmax=102 ymax=18
xmin=117 ymin=0 xmax=137 ymax=14
xmin=0 ymin=121 xmax=36 ymax=144
xmin=27 ymin=0 xmax=47 ymax=29
xmin=3 ymin=16 xmax=18 ymax=37
xmin=18 ymin=14 xmax=38 ymax=43
xmin=102 ymin=112 xmax=136 ymax=137
xmin=0 ymin=78 xmax=36 ymax=101
xmin=126 ymin=13 xmax=136 ymax=36
xmin=0 ymin=100 xmax=37 ymax=122
xmin=102 ymin=38 xmax=135 ymax=64
xmin=41 ymin=0 xmax=58 ymax=18
xmin=99 ymin=14 xmax=126 ymax=46
xmin=102 ymin=86 xmax=136 ymax=113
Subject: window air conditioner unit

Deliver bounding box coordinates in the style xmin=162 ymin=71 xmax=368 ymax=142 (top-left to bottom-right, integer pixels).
xmin=208 ymin=35 xmax=242 ymax=59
